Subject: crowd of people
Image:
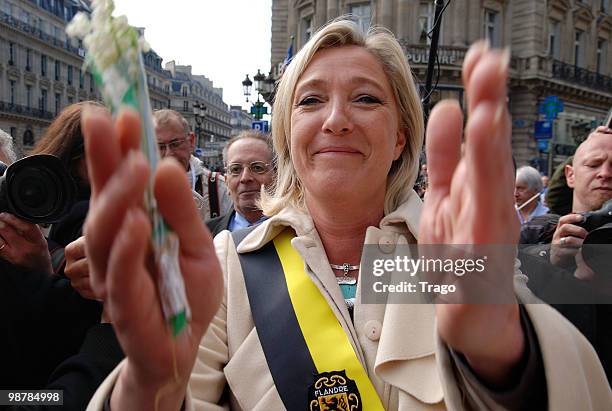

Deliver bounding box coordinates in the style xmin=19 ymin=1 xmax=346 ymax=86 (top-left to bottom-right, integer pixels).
xmin=1 ymin=17 xmax=611 ymax=410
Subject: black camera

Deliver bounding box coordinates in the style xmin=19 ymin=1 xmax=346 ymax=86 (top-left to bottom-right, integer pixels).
xmin=577 ymin=199 xmax=612 ymax=274
xmin=0 ymin=155 xmax=76 ymax=224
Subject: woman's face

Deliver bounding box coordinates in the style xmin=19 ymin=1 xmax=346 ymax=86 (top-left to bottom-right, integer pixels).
xmin=290 ymin=45 xmax=406 ymax=206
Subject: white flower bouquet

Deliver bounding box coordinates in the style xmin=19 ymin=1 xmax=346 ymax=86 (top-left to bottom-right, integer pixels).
xmin=67 ymin=0 xmax=190 ymax=337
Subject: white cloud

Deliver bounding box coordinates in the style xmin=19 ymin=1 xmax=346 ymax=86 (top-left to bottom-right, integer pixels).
xmin=113 ymin=0 xmax=272 ymax=112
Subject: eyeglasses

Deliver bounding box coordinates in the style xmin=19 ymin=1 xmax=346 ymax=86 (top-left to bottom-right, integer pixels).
xmin=226 ymin=161 xmax=271 ymax=176
xmin=158 ymin=137 xmax=189 ymax=153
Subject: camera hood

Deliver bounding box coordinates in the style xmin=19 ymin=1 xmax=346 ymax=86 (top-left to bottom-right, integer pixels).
xmin=0 ymin=154 xmax=76 ymax=224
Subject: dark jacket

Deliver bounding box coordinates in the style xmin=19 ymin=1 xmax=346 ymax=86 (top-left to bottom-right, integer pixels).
xmin=5 ymin=324 xmax=123 ymax=411
xmin=519 ymin=247 xmax=612 ymax=385
xmin=0 ymin=260 xmax=102 ymax=390
xmin=205 ymin=210 xmax=235 ymax=237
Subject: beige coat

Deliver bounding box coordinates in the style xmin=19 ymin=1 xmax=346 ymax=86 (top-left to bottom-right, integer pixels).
xmin=89 ymin=192 xmax=611 ymax=410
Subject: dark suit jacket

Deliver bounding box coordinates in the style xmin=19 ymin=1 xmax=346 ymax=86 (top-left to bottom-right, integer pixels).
xmin=0 ymin=259 xmax=102 ymax=390
xmin=206 ymin=210 xmax=235 ymax=237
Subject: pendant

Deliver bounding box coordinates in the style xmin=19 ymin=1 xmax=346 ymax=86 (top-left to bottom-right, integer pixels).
xmin=336 ymin=276 xmax=357 ymax=285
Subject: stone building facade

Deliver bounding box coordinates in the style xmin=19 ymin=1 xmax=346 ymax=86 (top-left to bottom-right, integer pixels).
xmin=271 ymin=0 xmax=612 ymax=172
xmin=1 ymin=0 xmax=232 ymax=160
xmin=230 ymin=104 xmax=254 ymax=137
xmin=164 ymin=61 xmax=232 ymax=145
xmin=0 ymin=0 xmax=97 ymax=156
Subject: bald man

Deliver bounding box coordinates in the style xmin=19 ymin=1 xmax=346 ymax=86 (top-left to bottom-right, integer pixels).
xmin=550 ymin=126 xmax=612 ymax=268
xmin=543 ymin=126 xmax=612 ymax=384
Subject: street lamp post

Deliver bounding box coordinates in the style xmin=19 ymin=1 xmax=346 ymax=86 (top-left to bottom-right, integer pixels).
xmin=242 ymin=70 xmax=270 ymax=120
xmin=242 ymin=75 xmax=252 ymax=102
xmin=193 ymin=102 xmax=207 ymax=147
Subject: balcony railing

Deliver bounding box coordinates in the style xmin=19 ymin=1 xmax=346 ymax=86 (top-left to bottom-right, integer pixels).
xmin=0 ymin=101 xmax=54 ymax=120
xmin=0 ymin=12 xmax=83 ymax=58
xmin=551 ymin=60 xmax=612 ymax=93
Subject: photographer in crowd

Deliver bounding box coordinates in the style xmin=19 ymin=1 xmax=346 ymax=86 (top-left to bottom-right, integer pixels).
xmin=0 ymin=104 xmax=104 ymax=390
xmin=520 ymin=125 xmax=612 ymax=383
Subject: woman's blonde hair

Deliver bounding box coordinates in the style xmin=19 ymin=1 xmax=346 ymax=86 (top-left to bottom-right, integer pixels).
xmin=261 ymin=18 xmax=424 ymax=216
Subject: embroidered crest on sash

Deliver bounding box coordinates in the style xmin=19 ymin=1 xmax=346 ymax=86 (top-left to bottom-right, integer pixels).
xmin=308 ymin=370 xmax=361 ymax=411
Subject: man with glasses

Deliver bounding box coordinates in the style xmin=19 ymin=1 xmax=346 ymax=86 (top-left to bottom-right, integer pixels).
xmin=206 ymin=130 xmax=275 ymax=236
xmin=153 ymin=109 xmax=232 ymax=220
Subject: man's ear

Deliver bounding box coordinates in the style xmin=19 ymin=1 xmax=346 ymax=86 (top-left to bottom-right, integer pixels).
xmin=565 ymin=164 xmax=575 ymax=189
xmin=188 ymin=132 xmax=196 ymax=149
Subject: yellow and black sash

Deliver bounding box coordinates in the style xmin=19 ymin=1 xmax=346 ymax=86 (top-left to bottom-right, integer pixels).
xmin=232 ymin=228 xmax=384 ymax=411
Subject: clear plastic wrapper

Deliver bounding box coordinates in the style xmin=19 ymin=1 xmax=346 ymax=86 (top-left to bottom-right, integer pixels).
xmin=67 ymin=0 xmax=190 ymax=336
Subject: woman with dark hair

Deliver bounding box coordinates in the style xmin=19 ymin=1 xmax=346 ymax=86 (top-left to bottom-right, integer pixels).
xmin=0 ymin=102 xmax=105 ymax=272
xmin=0 ymin=102 xmax=104 ymax=392
xmin=32 ymin=101 xmax=105 ymax=249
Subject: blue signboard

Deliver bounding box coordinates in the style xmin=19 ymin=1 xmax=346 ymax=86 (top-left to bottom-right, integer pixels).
xmin=537 ymin=140 xmax=550 ymax=153
xmin=534 ymin=120 xmax=553 ymax=139
xmin=538 ymin=96 xmax=564 ymax=120
xmin=252 ymin=120 xmax=269 ymax=132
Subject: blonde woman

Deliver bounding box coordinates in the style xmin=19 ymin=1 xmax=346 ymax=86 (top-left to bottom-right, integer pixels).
xmin=83 ymin=20 xmax=609 ymax=410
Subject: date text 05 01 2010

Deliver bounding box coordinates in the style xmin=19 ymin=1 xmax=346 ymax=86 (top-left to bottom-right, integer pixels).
xmin=0 ymin=390 xmax=63 ymax=405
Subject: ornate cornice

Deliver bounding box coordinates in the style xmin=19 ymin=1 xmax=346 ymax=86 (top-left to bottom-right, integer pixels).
xmin=548 ymin=0 xmax=570 ymax=16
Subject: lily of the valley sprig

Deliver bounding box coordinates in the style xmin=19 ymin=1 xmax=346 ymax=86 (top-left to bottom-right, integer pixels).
xmin=67 ymin=0 xmax=191 ymax=337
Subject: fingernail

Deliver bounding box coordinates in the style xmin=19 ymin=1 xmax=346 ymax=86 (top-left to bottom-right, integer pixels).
xmin=493 ymin=104 xmax=504 ymax=129
xmin=483 ymin=38 xmax=490 ymax=52
xmin=0 ymin=221 xmax=5 ymax=229
xmin=499 ymin=47 xmax=511 ymax=77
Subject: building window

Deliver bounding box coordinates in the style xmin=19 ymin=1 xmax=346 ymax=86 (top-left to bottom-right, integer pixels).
xmin=40 ymin=89 xmax=47 ymax=112
xmin=483 ymin=9 xmax=500 ymax=47
xmin=300 ymin=16 xmax=312 ymax=46
xmin=574 ymin=30 xmax=585 ymax=67
xmin=9 ymin=42 xmax=15 ymax=65
xmin=68 ymin=96 xmax=74 ymax=104
xmin=349 ymin=3 xmax=371 ymax=33
xmin=55 ymin=60 xmax=60 ymax=81
xmin=183 ymin=100 xmax=189 ymax=111
xmin=90 ymin=73 xmax=94 ymax=92
xmin=23 ymin=130 xmax=34 ymax=147
xmin=26 ymin=85 xmax=32 ymax=108
xmin=418 ymin=1 xmax=434 ymax=44
xmin=182 ymin=87 xmax=188 ymax=97
xmin=55 ymin=93 xmax=61 ymax=115
xmin=26 ymin=48 xmax=32 ymax=71
xmin=597 ymin=39 xmax=607 ymax=73
xmin=41 ymin=54 xmax=47 ymax=76
xmin=79 ymin=69 xmax=84 ymax=89
xmin=67 ymin=66 xmax=73 ymax=85
xmin=3 ymin=1 xmax=12 ymax=16
xmin=10 ymin=127 xmax=17 ymax=140
xmin=603 ymin=0 xmax=610 ymax=13
xmin=10 ymin=81 xmax=15 ymax=105
xmin=549 ymin=20 xmax=561 ymax=59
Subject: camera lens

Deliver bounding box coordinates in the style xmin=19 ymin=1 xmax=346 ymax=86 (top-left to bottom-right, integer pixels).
xmin=3 ymin=155 xmax=75 ymax=223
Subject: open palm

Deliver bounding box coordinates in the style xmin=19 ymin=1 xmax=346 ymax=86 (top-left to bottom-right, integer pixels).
xmin=420 ymin=43 xmax=524 ymax=385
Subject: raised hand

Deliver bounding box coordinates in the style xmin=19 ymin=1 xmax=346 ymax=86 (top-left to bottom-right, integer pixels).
xmin=82 ymin=109 xmax=223 ymax=410
xmin=64 ymin=236 xmax=97 ymax=300
xmin=420 ymin=41 xmax=525 ymax=386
